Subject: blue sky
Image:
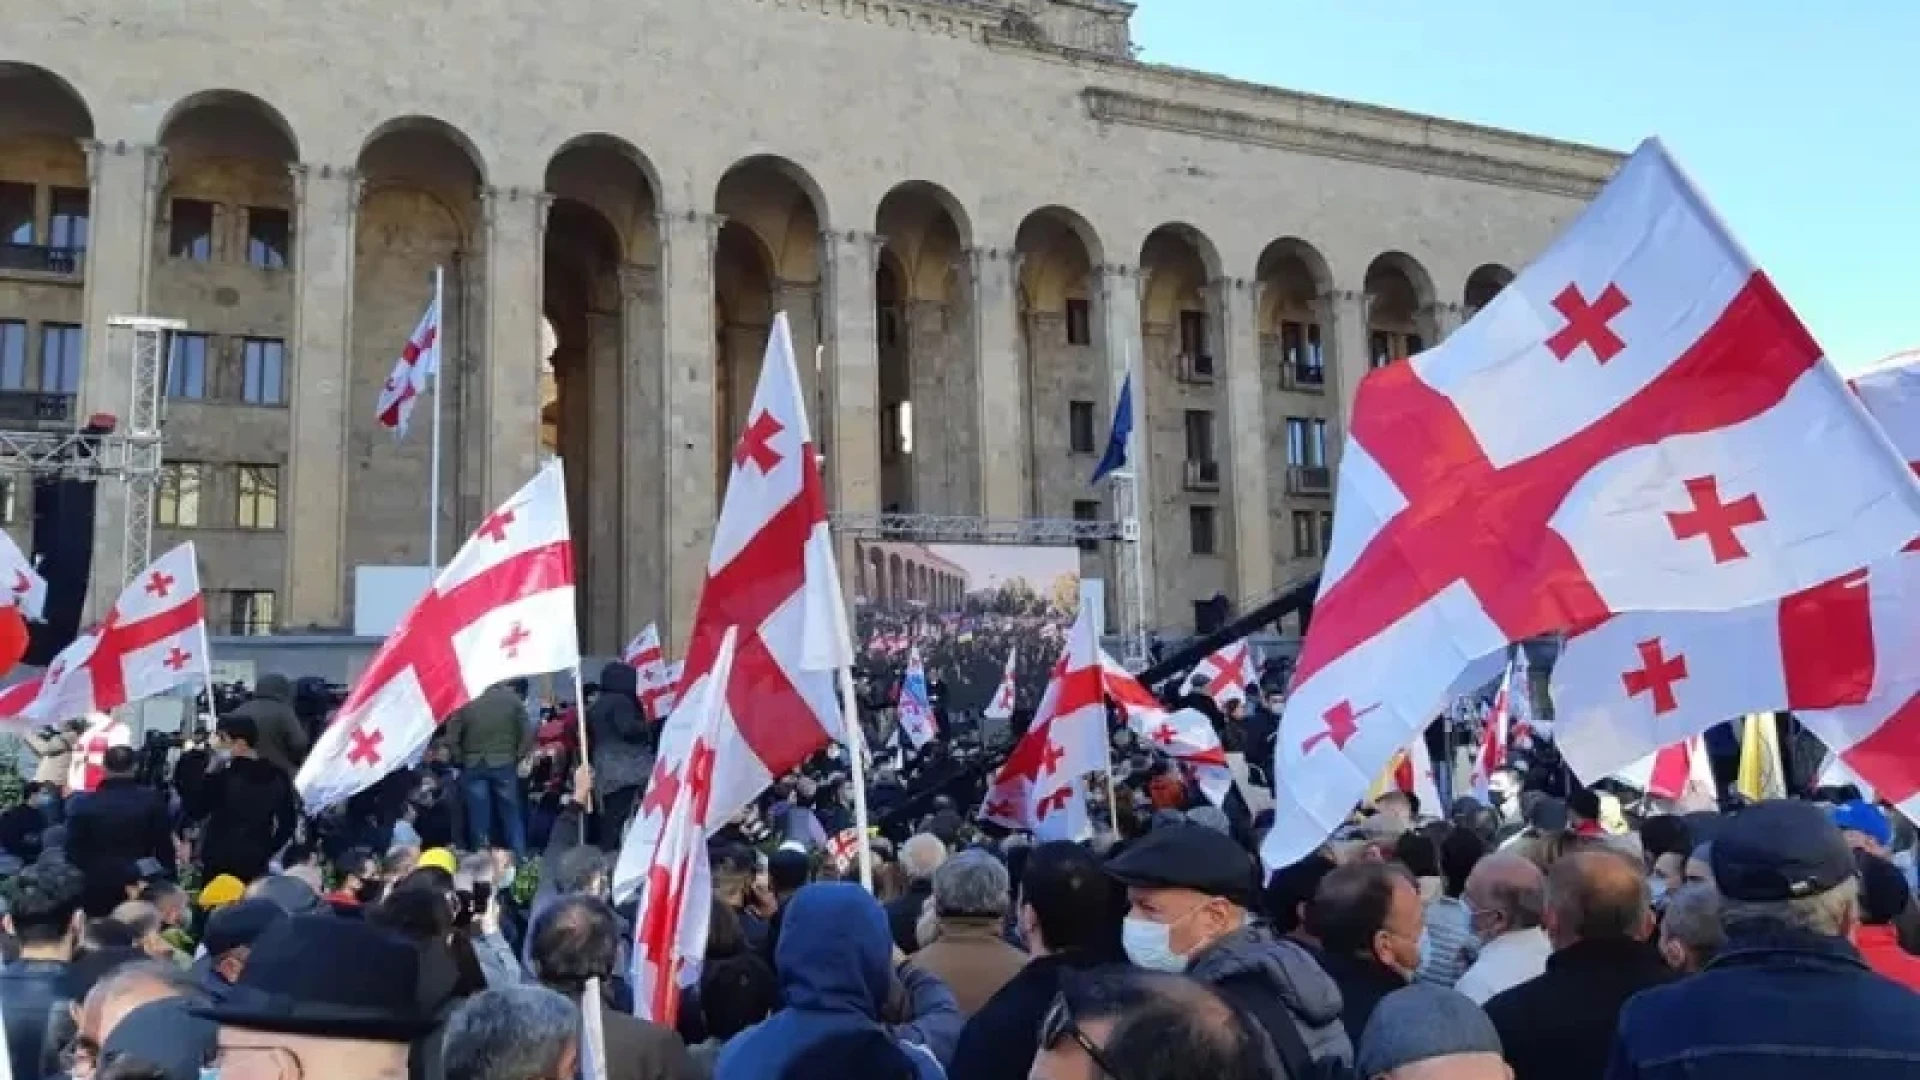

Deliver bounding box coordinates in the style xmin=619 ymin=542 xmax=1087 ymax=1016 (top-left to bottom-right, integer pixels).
xmin=1131 ymin=2 xmax=1915 ymax=372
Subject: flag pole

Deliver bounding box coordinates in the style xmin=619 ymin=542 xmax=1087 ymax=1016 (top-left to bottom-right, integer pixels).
xmin=1104 ymin=759 xmax=1122 ymax=836
xmin=427 ymin=265 xmax=445 ymax=577
xmin=838 ymin=665 xmax=875 ymax=892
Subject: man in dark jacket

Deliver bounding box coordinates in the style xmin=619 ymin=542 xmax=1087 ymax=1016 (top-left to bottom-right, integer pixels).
xmin=586 ymin=663 xmax=651 ymax=849
xmin=229 ymin=673 xmax=309 ymax=778
xmin=177 ymin=715 xmax=298 ymax=883
xmin=1610 ymin=800 xmax=1920 ymax=1080
xmin=0 ymin=860 xmax=83 ymax=1080
xmin=66 ymin=745 xmax=174 ymax=915
xmin=1303 ymin=860 xmax=1421 ymax=1047
xmin=1106 ymin=824 xmax=1354 ymax=1078
xmin=1483 ymin=846 xmax=1674 ymax=1080
xmin=448 ymin=679 xmax=534 ymax=856
xmin=529 ymin=894 xmax=697 ymax=1080
xmin=950 ymin=842 xmax=1118 ymax=1080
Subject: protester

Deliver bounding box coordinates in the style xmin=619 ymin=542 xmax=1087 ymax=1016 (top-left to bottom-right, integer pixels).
xmin=195 ymin=897 xmax=286 ymax=1002
xmin=65 ymin=747 xmax=174 ymax=916
xmin=1303 ymin=860 xmax=1421 ymax=1045
xmin=715 ymin=882 xmax=959 ymax=1079
xmin=1655 ymin=882 xmax=1723 ymax=975
xmin=442 ymin=986 xmax=581 ymax=1080
xmin=887 ymin=834 xmax=946 ymax=956
xmin=1451 ymin=852 xmax=1549 ymax=1005
xmin=950 ymin=842 xmax=1119 ymax=1080
xmin=1612 ymin=799 xmax=1920 ymax=1077
xmin=227 ymin=673 xmax=310 ymax=778
xmin=1833 ymin=798 xmax=1894 ymax=857
xmin=1482 ymin=847 xmax=1671 ymax=1080
xmin=0 ymin=860 xmax=84 ymax=1078
xmin=689 ymin=953 xmax=779 ymax=1078
xmin=1357 ymin=983 xmax=1508 ymax=1080
xmin=76 ymin=959 xmax=207 ymax=1074
xmin=196 ymin=915 xmax=432 ymax=1079
xmin=1408 ymin=827 xmax=1476 ymax=988
xmin=908 ymin=849 xmax=1025 ymax=1016
xmin=1260 ymin=852 xmax=1337 ymax=947
xmin=1028 ymin=967 xmax=1275 ymax=1080
xmin=101 ymin=994 xmax=218 ymax=1080
xmin=528 ymin=895 xmax=697 ymax=1080
xmin=586 ymin=663 xmax=652 ymax=849
xmin=447 ymin=678 xmax=535 ymax=857
xmin=1852 ymin=850 xmax=1920 ymax=990
xmin=1107 ymin=823 xmax=1352 ymax=1076
xmin=176 ymin=714 xmax=299 ymax=884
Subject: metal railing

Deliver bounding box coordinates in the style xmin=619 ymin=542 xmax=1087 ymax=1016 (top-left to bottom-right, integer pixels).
xmin=0 ymin=244 xmax=81 ymax=275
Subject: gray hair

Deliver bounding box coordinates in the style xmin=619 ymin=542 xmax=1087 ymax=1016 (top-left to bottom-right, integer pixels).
xmin=109 ymin=901 xmax=162 ymax=938
xmin=901 ymin=833 xmax=948 ymax=881
xmin=1722 ymin=877 xmax=1859 ymax=938
xmin=553 ymin=846 xmax=610 ymax=896
xmin=442 ymin=987 xmax=579 ymax=1080
xmin=87 ymin=958 xmax=205 ymax=1011
xmin=1660 ymin=883 xmax=1725 ymax=961
xmin=932 ymin=850 xmax=1010 ymax=919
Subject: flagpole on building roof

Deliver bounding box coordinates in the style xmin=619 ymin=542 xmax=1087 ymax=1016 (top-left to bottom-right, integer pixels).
xmin=427 ymin=264 xmax=446 ymax=578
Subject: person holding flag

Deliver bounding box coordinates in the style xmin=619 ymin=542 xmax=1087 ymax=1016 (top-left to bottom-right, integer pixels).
xmin=896 ymin=646 xmax=938 ymax=750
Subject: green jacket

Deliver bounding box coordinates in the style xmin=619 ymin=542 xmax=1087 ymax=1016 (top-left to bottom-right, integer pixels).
xmin=447 ymin=684 xmax=532 ymax=768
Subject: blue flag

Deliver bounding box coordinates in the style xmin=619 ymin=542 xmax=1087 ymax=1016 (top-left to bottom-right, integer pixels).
xmin=1090 ymin=374 xmax=1133 ymax=485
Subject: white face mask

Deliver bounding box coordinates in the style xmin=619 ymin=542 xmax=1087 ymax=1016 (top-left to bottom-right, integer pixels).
xmin=1123 ymin=916 xmax=1188 ymax=973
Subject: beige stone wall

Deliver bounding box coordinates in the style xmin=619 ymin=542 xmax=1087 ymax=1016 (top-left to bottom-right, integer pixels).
xmin=0 ymin=0 xmax=1619 ymax=646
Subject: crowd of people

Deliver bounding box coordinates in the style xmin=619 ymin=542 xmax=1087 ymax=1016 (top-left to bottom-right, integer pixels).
xmin=1 ymin=653 xmax=1920 ymax=1080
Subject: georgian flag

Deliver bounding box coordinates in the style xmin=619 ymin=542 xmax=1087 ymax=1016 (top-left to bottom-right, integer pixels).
xmin=1180 ymin=640 xmax=1253 ymax=709
xmin=897 ymin=646 xmax=937 ymax=748
xmin=978 ymin=605 xmax=1108 ymax=841
xmin=1264 ymin=139 xmax=1920 ymax=869
xmin=0 ymin=531 xmax=45 ymax=621
xmin=375 ymin=289 xmax=440 ymax=437
xmin=984 ymin=648 xmax=1017 ymax=721
xmin=1104 ymin=656 xmax=1232 ymax=806
xmin=624 ymin=623 xmax=680 ymax=719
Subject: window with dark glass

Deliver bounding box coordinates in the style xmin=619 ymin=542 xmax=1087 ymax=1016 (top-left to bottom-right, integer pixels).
xmin=1065 ymin=297 xmax=1092 ymax=346
xmin=1189 ymin=505 xmax=1217 ymax=555
xmin=169 ymin=199 xmax=215 ymax=261
xmin=48 ymin=189 xmax=87 ymax=251
xmin=0 ymin=321 xmax=25 ymax=390
xmin=241 ymin=338 xmax=285 ymax=404
xmin=39 ymin=324 xmax=81 ymax=393
xmin=0 ymin=183 xmax=33 ymax=245
xmin=1073 ymin=499 xmax=1101 ymax=551
xmin=1293 ymin=510 xmax=1316 ymax=557
xmin=246 ymin=207 xmax=290 ymax=269
xmin=1286 ymin=417 xmax=1327 ymax=468
xmin=167 ymin=333 xmax=209 ymax=399
xmin=1069 ymin=400 xmax=1096 ymax=454
xmin=229 ymin=590 xmax=276 ymax=635
xmin=1179 ymin=310 xmax=1209 ymax=357
xmin=1184 ymin=409 xmax=1215 ymax=462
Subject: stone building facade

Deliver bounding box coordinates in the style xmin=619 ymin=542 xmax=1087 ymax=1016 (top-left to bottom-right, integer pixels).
xmin=0 ymin=0 xmax=1619 ymax=654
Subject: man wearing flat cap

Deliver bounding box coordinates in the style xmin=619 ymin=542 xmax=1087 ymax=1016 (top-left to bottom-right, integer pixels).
xmin=1610 ymin=800 xmax=1920 ymax=1079
xmin=1105 ymin=823 xmax=1352 ymax=1078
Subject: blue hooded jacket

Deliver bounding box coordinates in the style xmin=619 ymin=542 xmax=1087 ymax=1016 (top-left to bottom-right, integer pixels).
xmin=717 ymin=882 xmax=959 ymax=1080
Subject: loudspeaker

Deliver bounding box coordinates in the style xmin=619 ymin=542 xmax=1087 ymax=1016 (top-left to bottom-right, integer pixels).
xmin=26 ymin=476 xmax=95 ymax=666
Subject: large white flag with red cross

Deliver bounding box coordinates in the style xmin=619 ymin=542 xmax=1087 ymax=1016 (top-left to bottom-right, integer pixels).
xmin=9 ymin=542 xmax=211 ymax=727
xmin=978 ymin=605 xmax=1108 ymax=841
xmin=613 ymin=312 xmax=852 ymax=900
xmin=1180 ymin=640 xmax=1253 ymax=710
xmin=1104 ymin=655 xmax=1232 ymax=807
xmin=1262 ymin=139 xmax=1920 ymax=869
xmin=1554 ymin=348 xmax=1920 ymax=785
xmin=296 ymin=462 xmax=578 ymax=810
xmin=630 ymin=628 xmax=734 ymax=1027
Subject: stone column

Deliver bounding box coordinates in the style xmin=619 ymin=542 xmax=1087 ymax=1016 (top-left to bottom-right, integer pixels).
xmin=584 ymin=310 xmax=623 ymax=653
xmin=618 ymin=263 xmax=665 ymax=644
xmin=1216 ymin=275 xmax=1272 ymax=602
xmin=1423 ymin=300 xmax=1466 ymax=343
xmin=479 ymin=186 xmax=550 ymax=509
xmin=822 ymin=230 xmax=882 ymax=515
xmin=659 ymin=210 xmax=722 ymax=649
xmin=775 ymin=279 xmax=822 ymax=426
xmin=964 ymin=247 xmax=1025 ymax=519
xmin=80 ymin=140 xmax=165 ymax=618
xmin=1095 ymin=262 xmax=1156 ymax=635
xmin=283 ymin=163 xmax=360 ymax=630
xmin=1322 ymin=288 xmax=1370 ymax=462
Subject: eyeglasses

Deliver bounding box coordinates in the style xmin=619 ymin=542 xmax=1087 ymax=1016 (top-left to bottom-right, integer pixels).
xmin=1041 ymin=991 xmax=1129 ymax=1080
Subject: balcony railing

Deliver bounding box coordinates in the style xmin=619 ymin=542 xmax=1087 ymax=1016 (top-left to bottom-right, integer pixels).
xmin=1177 ymin=352 xmax=1216 ymax=384
xmin=0 ymin=244 xmax=82 ymax=275
xmin=1287 ymin=464 xmax=1332 ymax=496
xmin=1183 ymin=459 xmax=1221 ymax=492
xmin=1282 ymin=361 xmax=1326 ymax=391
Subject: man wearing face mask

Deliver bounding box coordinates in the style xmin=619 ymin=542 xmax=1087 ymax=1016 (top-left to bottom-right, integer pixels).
xmin=1104 ymin=823 xmax=1352 ymax=1078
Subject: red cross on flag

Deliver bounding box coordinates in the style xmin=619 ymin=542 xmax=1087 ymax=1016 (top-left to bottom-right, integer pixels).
xmin=1103 ymin=655 xmax=1231 ymax=806
xmin=1555 ymin=349 xmax=1920 ymax=786
xmin=67 ymin=712 xmax=133 ymax=793
xmin=0 ymin=530 xmax=46 ymax=622
xmin=375 ymin=286 xmax=441 ymax=438
xmin=297 ymin=462 xmax=578 ymax=810
xmin=1467 ymin=650 xmax=1526 ymax=799
xmin=630 ymin=627 xmax=735 ymax=1027
xmin=623 ymin=622 xmax=680 ymax=720
xmin=977 ymin=605 xmax=1108 ymax=841
xmin=1611 ymin=735 xmax=1718 ymax=811
xmin=1262 ymin=139 xmax=1920 ymax=869
xmin=984 ymin=647 xmax=1017 ymax=721
xmin=12 ymin=542 xmax=211 ymax=728
xmin=613 ymin=312 xmax=854 ymax=900
xmin=1179 ymin=640 xmax=1252 ymax=709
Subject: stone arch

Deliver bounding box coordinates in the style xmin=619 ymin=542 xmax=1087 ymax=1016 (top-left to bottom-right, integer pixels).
xmin=158 ymin=90 xmax=300 ymax=162
xmin=1015 ymin=206 xmax=1102 ymax=519
xmin=714 ymin=156 xmax=824 ymax=489
xmin=1257 ymin=237 xmax=1333 ymax=387
xmin=155 ymin=90 xmax=301 ymax=275
xmin=1364 ymin=251 xmax=1437 ymax=367
xmin=546 ymin=134 xmax=660 ymax=264
xmin=346 ymin=119 xmax=486 ymax=579
xmin=876 ymin=181 xmax=971 ymax=514
xmin=1464 ymin=263 xmax=1515 ymax=316
xmin=0 ymin=63 xmax=95 ymax=283
xmin=1139 ymin=224 xmax=1219 ymax=327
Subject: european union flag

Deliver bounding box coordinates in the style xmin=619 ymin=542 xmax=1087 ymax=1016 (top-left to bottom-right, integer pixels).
xmin=1090 ymin=373 xmax=1133 ymax=485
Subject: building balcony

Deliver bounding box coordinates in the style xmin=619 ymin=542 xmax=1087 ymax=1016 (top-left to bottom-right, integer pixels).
xmin=0 ymin=244 xmax=82 ymax=277
xmin=1184 ymin=458 xmax=1221 ymax=492
xmin=1287 ymin=464 xmax=1332 ymax=496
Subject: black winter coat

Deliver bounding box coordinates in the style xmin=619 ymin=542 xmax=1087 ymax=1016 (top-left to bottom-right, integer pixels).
xmin=66 ymin=777 xmax=173 ymax=913
xmin=1483 ymin=937 xmax=1677 ymax=1080
xmin=587 ymin=662 xmax=652 ymax=794
xmin=949 ymin=953 xmax=1108 ymax=1080
xmin=177 ymin=752 xmax=298 ymax=883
